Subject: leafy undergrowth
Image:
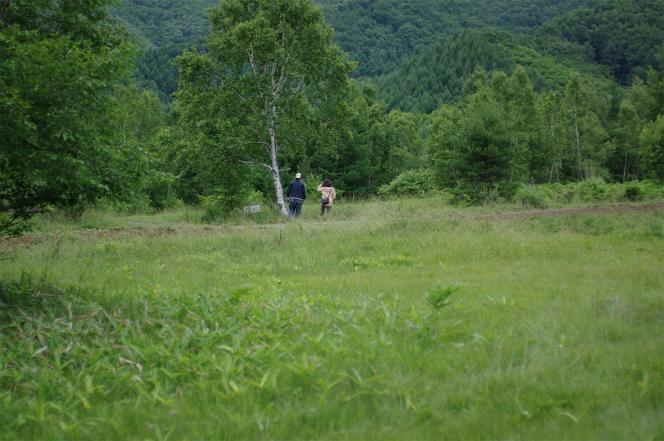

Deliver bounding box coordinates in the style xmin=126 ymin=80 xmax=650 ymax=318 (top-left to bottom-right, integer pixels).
xmin=1 ymin=204 xmax=663 ymax=439
xmin=1 ymin=276 xmax=473 ymax=439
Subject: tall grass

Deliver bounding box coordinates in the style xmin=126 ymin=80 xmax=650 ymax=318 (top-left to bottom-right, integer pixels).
xmin=1 ymin=198 xmax=663 ymax=439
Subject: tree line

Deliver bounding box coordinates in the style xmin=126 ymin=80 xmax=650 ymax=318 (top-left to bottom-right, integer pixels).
xmin=1 ymin=0 xmax=664 ymax=235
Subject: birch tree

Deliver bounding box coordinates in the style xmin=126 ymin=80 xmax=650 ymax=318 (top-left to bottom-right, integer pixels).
xmin=178 ymin=0 xmax=351 ymax=215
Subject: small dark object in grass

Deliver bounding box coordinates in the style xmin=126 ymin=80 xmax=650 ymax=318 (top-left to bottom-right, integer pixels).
xmin=624 ymin=185 xmax=643 ymax=201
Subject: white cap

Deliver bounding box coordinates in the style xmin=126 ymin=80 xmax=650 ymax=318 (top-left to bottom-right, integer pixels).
xmin=295 ymin=173 xmax=301 ymax=179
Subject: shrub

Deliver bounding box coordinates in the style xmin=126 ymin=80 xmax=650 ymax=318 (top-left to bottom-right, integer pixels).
xmin=106 ymin=193 xmax=154 ymax=215
xmin=515 ymin=180 xmax=664 ymax=206
xmin=578 ymin=178 xmax=609 ymax=202
xmin=638 ymin=180 xmax=664 ymax=199
xmin=201 ymin=187 xmax=250 ymax=222
xmin=623 ymin=184 xmax=643 ymax=201
xmin=145 ymin=171 xmax=180 ymax=210
xmin=378 ymin=169 xmax=436 ymax=197
xmin=448 ymin=182 xmax=517 ymax=205
xmin=514 ymin=185 xmax=550 ymax=208
xmin=640 ymin=115 xmax=664 ymax=181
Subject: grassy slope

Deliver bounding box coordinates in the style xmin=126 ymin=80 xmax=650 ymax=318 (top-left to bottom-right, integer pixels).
xmin=1 ymin=198 xmax=663 ymax=439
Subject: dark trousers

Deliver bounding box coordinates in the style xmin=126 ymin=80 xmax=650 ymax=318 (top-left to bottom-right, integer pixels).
xmin=289 ymin=198 xmax=303 ymax=218
xmin=320 ymin=205 xmax=332 ymax=216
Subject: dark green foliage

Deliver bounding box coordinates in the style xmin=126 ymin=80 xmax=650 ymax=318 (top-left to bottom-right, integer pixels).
xmin=320 ymin=0 xmax=590 ymax=77
xmin=303 ymin=83 xmax=385 ymax=195
xmin=378 ymin=169 xmax=435 ymax=197
xmin=535 ymin=0 xmax=664 ymax=84
xmin=577 ymin=178 xmax=609 ymax=201
xmin=514 ymin=185 xmax=551 ymax=208
xmin=430 ymin=69 xmax=536 ymax=202
xmin=113 ymin=0 xmax=596 ymax=101
xmin=302 ymin=83 xmax=431 ymax=196
xmin=514 ymin=180 xmax=664 ymax=206
xmin=135 ymin=43 xmax=201 ymax=102
xmin=112 ymin=0 xmax=218 ymax=49
xmin=115 ymin=0 xmax=664 ymax=116
xmin=432 ymin=97 xmax=519 ymax=202
xmin=0 ymin=0 xmax=136 ymax=234
xmin=3 ymin=0 xmax=664 ymax=223
xmin=111 ymin=0 xmax=217 ymax=101
xmin=640 ymin=115 xmax=664 ymax=181
xmin=171 ymin=0 xmax=353 ymax=215
xmin=104 ymin=85 xmax=174 ymax=212
xmin=624 ymin=184 xmax=643 ymax=201
xmin=200 ymin=188 xmax=251 ymax=222
xmin=378 ymin=29 xmax=613 ymax=112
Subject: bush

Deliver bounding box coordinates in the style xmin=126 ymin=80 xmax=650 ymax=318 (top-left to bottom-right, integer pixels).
xmin=513 ymin=180 xmax=664 ymax=206
xmin=514 ymin=185 xmax=550 ymax=208
xmin=448 ymin=182 xmax=517 ymax=205
xmin=640 ymin=115 xmax=664 ymax=181
xmin=623 ymin=184 xmax=643 ymax=201
xmin=145 ymin=171 xmax=181 ymax=210
xmin=578 ymin=178 xmax=609 ymax=202
xmin=201 ymin=187 xmax=261 ymax=222
xmin=638 ymin=180 xmax=664 ymax=199
xmin=201 ymin=192 xmax=237 ymax=222
xmin=378 ymin=170 xmax=435 ymax=198
xmin=110 ymin=193 xmax=154 ymax=215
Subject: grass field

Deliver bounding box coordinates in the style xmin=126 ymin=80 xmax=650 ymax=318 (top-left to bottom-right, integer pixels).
xmin=1 ymin=198 xmax=663 ymax=439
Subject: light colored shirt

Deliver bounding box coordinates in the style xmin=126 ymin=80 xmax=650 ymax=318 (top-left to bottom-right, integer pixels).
xmin=317 ymin=184 xmax=336 ymax=206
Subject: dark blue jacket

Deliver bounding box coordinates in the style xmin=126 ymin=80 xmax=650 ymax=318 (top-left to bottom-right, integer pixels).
xmin=286 ymin=180 xmax=306 ymax=200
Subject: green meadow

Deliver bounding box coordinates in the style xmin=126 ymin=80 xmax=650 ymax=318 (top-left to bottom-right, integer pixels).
xmin=1 ymin=198 xmax=663 ymax=440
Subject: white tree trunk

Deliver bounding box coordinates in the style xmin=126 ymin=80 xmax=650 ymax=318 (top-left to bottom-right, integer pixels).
xmin=269 ymin=147 xmax=288 ymax=216
xmin=268 ymin=104 xmax=288 ymax=216
xmin=573 ymin=103 xmax=583 ymax=182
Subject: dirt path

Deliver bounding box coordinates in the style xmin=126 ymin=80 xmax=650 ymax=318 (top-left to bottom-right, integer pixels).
xmin=2 ymin=202 xmax=663 ymax=248
xmin=481 ymin=202 xmax=664 ymax=220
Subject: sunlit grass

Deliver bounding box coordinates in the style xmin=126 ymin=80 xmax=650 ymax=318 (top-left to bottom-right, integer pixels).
xmin=1 ymin=198 xmax=663 ymax=439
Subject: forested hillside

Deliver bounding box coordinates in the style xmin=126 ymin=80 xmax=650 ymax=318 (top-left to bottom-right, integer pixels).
xmin=113 ymin=0 xmax=217 ymax=48
xmin=534 ymin=0 xmax=664 ymax=83
xmin=377 ymin=0 xmax=664 ymax=111
xmin=376 ymin=29 xmax=614 ymax=112
xmin=319 ymin=0 xmax=589 ymax=77
xmin=3 ymin=0 xmax=664 ymax=235
xmin=113 ymin=0 xmax=217 ymax=100
xmin=118 ymin=0 xmax=664 ymax=108
xmin=116 ymin=0 xmax=594 ymax=101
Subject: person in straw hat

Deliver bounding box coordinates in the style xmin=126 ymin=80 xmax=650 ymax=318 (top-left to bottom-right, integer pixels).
xmin=286 ymin=172 xmax=306 ymax=219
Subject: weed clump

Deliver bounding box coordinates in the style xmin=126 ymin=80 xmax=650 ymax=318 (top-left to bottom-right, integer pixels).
xmin=426 ymin=283 xmax=461 ymax=311
xmin=514 ymin=185 xmax=550 ymax=209
xmin=624 ymin=184 xmax=643 ymax=201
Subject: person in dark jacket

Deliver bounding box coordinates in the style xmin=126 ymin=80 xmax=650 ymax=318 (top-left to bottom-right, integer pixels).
xmin=286 ymin=172 xmax=306 ymax=219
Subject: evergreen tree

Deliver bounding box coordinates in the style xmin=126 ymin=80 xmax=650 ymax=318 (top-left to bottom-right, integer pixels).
xmin=430 ymin=75 xmax=526 ymax=202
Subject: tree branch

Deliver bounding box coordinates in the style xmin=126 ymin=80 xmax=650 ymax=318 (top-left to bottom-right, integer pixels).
xmin=247 ymin=48 xmax=258 ymax=76
xmin=236 ymin=92 xmax=259 ymax=116
xmin=240 ymin=159 xmax=272 ymax=171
